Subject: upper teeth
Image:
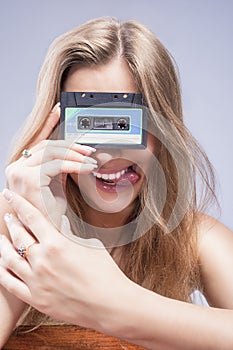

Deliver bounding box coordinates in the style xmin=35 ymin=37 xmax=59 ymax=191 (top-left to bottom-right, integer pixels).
xmin=92 ymin=168 xmax=127 ymax=181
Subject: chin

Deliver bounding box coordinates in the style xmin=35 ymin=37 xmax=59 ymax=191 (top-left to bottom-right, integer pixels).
xmin=82 ymin=186 xmax=138 ymax=214
xmin=72 ymin=171 xmax=143 ymax=214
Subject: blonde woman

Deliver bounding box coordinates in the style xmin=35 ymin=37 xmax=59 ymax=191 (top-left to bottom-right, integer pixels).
xmin=0 ymin=17 xmax=233 ymax=349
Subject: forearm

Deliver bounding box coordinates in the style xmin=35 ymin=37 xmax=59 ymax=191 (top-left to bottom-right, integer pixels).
xmin=0 ymin=285 xmax=26 ymax=348
xmin=106 ymin=282 xmax=233 ymax=350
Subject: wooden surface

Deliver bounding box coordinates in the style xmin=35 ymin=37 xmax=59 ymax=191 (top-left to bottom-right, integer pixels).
xmin=4 ymin=325 xmax=146 ymax=349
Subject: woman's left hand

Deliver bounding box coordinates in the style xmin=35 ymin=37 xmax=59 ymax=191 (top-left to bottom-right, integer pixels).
xmin=0 ymin=189 xmax=133 ymax=333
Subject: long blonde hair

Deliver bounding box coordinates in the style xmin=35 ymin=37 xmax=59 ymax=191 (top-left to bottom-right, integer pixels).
xmin=9 ymin=17 xmax=217 ymax=325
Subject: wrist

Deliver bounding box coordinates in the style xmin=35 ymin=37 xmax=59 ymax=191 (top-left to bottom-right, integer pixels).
xmin=99 ymin=278 xmax=154 ymax=340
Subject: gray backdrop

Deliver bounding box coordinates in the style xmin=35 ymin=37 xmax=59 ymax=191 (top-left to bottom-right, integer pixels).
xmin=1 ymin=0 xmax=232 ymax=229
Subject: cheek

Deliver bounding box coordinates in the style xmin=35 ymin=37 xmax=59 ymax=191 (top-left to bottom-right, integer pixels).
xmin=136 ymin=153 xmax=155 ymax=178
xmin=132 ymin=139 xmax=158 ymax=183
xmin=135 ymin=138 xmax=157 ymax=173
xmin=147 ymin=133 xmax=158 ymax=154
xmin=69 ymin=174 xmax=93 ymax=197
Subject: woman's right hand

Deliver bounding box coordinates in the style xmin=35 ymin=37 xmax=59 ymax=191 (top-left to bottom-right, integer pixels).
xmin=5 ymin=103 xmax=97 ymax=228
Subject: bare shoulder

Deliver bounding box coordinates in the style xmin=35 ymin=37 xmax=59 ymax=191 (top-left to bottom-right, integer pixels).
xmin=197 ymin=213 xmax=233 ymax=308
xmin=198 ymin=213 xmax=233 ymax=238
xmin=0 ymin=192 xmax=14 ymax=239
xmin=197 ymin=213 xmax=233 ymax=251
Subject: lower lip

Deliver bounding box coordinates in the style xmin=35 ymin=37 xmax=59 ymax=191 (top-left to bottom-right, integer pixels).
xmin=92 ymin=169 xmax=140 ymax=193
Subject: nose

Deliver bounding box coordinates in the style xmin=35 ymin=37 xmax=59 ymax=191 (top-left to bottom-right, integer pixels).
xmin=94 ymin=149 xmax=122 ymax=165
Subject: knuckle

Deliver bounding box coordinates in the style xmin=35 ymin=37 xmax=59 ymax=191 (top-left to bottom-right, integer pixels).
xmin=45 ymin=241 xmax=61 ymax=256
xmin=23 ymin=211 xmax=39 ymax=226
xmin=33 ymin=295 xmax=50 ymax=312
xmin=45 ymin=147 xmax=59 ymax=160
xmin=5 ymin=164 xmax=19 ymax=182
xmin=38 ymin=301 xmax=48 ymax=312
xmin=3 ymin=254 xmax=21 ymax=270
xmin=5 ymin=164 xmax=12 ymax=178
xmin=40 ymin=139 xmax=49 ymax=148
xmin=5 ymin=164 xmax=38 ymax=192
xmin=33 ymin=260 xmax=49 ymax=274
xmin=1 ymin=252 xmax=10 ymax=267
xmin=5 ymin=280 xmax=16 ymax=295
xmin=39 ymin=300 xmax=53 ymax=315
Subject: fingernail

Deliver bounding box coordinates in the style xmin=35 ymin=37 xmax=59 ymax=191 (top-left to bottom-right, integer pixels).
xmin=51 ymin=102 xmax=61 ymax=113
xmin=79 ymin=145 xmax=96 ymax=153
xmin=2 ymin=189 xmax=13 ymax=202
xmin=4 ymin=213 xmax=12 ymax=223
xmin=83 ymin=157 xmax=98 ymax=165
xmin=86 ymin=147 xmax=96 ymax=153
xmin=82 ymin=164 xmax=98 ymax=169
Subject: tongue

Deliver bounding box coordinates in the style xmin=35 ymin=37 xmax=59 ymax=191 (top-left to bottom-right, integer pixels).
xmin=113 ymin=169 xmax=139 ymax=186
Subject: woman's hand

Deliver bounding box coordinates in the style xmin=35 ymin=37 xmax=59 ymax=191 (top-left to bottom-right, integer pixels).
xmin=5 ymin=104 xmax=97 ymax=227
xmin=0 ymin=189 xmax=132 ymax=333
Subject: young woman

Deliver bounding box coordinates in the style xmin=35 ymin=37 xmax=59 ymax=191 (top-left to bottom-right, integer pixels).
xmin=0 ymin=17 xmax=233 ymax=349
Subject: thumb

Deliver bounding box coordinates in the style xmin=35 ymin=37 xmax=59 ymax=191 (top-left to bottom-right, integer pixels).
xmin=30 ymin=102 xmax=60 ymax=147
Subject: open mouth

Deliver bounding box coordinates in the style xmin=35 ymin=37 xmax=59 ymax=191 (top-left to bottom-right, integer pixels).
xmin=92 ymin=164 xmax=140 ymax=191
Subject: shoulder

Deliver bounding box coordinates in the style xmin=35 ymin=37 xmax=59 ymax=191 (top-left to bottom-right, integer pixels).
xmin=197 ymin=213 xmax=233 ymax=308
xmin=197 ymin=213 xmax=233 ymax=254
xmin=0 ymin=192 xmax=14 ymax=239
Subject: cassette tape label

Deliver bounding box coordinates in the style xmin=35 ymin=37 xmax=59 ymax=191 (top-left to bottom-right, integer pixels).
xmin=64 ymin=107 xmax=143 ymax=145
xmin=60 ymin=92 xmax=147 ymax=148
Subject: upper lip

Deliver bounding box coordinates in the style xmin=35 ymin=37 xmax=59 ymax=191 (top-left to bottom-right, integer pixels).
xmin=95 ymin=163 xmax=134 ymax=175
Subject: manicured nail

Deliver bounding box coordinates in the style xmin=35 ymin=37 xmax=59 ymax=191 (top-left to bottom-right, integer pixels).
xmin=51 ymin=102 xmax=61 ymax=113
xmin=2 ymin=189 xmax=13 ymax=202
xmin=4 ymin=213 xmax=12 ymax=223
xmin=85 ymin=147 xmax=96 ymax=153
xmin=78 ymin=145 xmax=96 ymax=152
xmin=84 ymin=156 xmax=98 ymax=165
xmin=82 ymin=164 xmax=98 ymax=169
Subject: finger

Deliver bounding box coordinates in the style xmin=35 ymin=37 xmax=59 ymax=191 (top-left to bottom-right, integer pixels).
xmin=40 ymin=159 xmax=98 ymax=178
xmin=25 ymin=140 xmax=96 ymax=158
xmin=2 ymin=189 xmax=58 ymax=242
xmin=4 ymin=212 xmax=38 ymax=249
xmin=0 ymin=235 xmax=32 ymax=281
xmin=60 ymin=215 xmax=105 ymax=249
xmin=23 ymin=146 xmax=97 ymax=167
xmin=30 ymin=103 xmax=61 ymax=147
xmin=0 ymin=263 xmax=31 ymax=303
xmin=7 ymin=158 xmax=97 ymax=194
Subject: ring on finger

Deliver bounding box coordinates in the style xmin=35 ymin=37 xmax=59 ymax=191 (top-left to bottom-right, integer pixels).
xmin=17 ymin=242 xmax=37 ymax=258
xmin=22 ymin=149 xmax=32 ymax=158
